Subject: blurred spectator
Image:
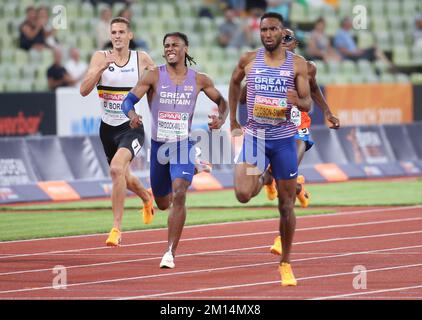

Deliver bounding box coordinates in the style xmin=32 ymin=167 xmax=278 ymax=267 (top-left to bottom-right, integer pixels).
xmin=102 ymin=7 xmax=148 ymax=51
xmin=265 ymin=0 xmax=291 ymax=25
xmin=220 ymin=6 xmax=264 ymax=49
xmin=221 ymin=0 xmax=246 ymax=14
xmin=96 ymin=6 xmax=112 ymax=49
xmin=334 ymin=17 xmax=394 ymax=67
xmin=64 ymin=47 xmax=88 ymax=87
xmin=245 ymin=0 xmax=267 ymax=11
xmin=198 ymin=0 xmax=215 ymax=18
xmin=19 ymin=6 xmax=49 ymax=51
xmin=37 ymin=6 xmax=60 ymax=49
xmin=117 ymin=7 xmax=148 ymax=50
xmin=217 ymin=7 xmax=240 ymax=47
xmin=47 ymin=48 xmax=76 ymax=90
xmin=413 ymin=13 xmax=422 ymax=48
xmin=307 ymin=17 xmax=341 ymax=62
xmin=245 ymin=7 xmax=265 ymax=48
xmin=89 ymin=0 xmax=132 ymax=6
xmin=118 ymin=7 xmax=132 ymax=20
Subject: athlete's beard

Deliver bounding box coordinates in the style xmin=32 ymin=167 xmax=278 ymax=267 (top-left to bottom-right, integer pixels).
xmin=263 ymin=40 xmax=281 ymax=52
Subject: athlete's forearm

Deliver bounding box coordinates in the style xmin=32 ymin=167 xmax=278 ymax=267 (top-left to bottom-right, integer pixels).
xmin=311 ymin=82 xmax=332 ymax=115
xmin=80 ymin=66 xmax=107 ymax=96
xmin=122 ymin=92 xmax=140 ymax=118
xmin=218 ymin=98 xmax=229 ymax=121
xmin=296 ymin=95 xmax=312 ymax=112
xmin=228 ymin=80 xmax=241 ymax=123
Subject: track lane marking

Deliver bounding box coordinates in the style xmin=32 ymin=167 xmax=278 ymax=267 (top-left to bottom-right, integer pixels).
xmin=311 ymin=284 xmax=422 ymax=300
xmin=117 ymin=263 xmax=422 ymax=300
xmin=2 ymin=205 xmax=421 ymax=244
xmin=1 ymin=243 xmax=422 ymax=295
xmin=2 ymin=215 xmax=422 ymax=260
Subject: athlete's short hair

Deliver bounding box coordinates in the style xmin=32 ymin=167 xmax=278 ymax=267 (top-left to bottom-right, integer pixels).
xmin=260 ymin=12 xmax=284 ymax=25
xmin=110 ymin=17 xmax=131 ymax=29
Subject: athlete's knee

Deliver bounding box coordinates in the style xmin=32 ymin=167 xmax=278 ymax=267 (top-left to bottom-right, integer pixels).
xmin=109 ymin=164 xmax=125 ymax=180
xmin=235 ymin=189 xmax=252 ymax=203
xmin=278 ymin=196 xmax=295 ymax=217
xmin=156 ymin=201 xmax=170 ymax=211
xmin=172 ymin=188 xmax=187 ymax=207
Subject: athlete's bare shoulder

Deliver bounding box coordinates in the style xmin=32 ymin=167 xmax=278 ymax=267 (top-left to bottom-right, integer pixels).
xmin=137 ymin=50 xmax=155 ymax=71
xmin=238 ymin=50 xmax=258 ymax=68
xmin=139 ymin=65 xmax=159 ymax=86
xmin=90 ymin=50 xmax=107 ymax=62
xmin=306 ymin=60 xmax=317 ymax=78
xmin=196 ymin=71 xmax=214 ymax=88
xmin=147 ymin=65 xmax=160 ymax=76
xmin=292 ymin=52 xmax=308 ymax=75
xmin=292 ymin=52 xmax=307 ymax=65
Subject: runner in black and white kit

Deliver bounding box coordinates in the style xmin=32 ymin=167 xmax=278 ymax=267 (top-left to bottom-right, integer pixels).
xmin=80 ymin=17 xmax=155 ymax=246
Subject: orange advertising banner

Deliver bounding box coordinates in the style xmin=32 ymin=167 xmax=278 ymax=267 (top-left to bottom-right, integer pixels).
xmin=38 ymin=181 xmax=81 ymax=201
xmin=325 ymin=84 xmax=413 ymax=125
xmin=314 ymin=163 xmax=349 ymax=182
xmin=191 ymin=172 xmax=223 ymax=191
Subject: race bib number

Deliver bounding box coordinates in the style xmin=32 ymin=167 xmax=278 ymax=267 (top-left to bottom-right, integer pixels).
xmin=252 ymin=96 xmax=287 ymax=125
xmin=297 ymin=127 xmax=310 ymax=136
xmin=157 ymin=111 xmax=189 ymax=141
xmin=99 ymin=89 xmax=128 ymax=121
xmin=290 ymin=106 xmax=301 ymax=127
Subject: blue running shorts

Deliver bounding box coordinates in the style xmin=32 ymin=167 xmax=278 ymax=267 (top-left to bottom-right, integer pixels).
xmin=236 ymin=133 xmax=298 ymax=180
xmin=150 ymin=139 xmax=195 ymax=197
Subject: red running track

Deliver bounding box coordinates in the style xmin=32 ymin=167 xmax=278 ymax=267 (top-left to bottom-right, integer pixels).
xmin=0 ymin=205 xmax=422 ymax=300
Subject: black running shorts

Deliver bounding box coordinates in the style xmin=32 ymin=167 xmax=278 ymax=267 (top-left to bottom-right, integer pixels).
xmin=99 ymin=120 xmax=145 ymax=164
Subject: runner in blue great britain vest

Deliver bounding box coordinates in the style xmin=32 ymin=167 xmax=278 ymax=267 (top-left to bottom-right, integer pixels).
xmin=229 ymin=13 xmax=312 ymax=287
xmin=121 ymin=32 xmax=228 ymax=269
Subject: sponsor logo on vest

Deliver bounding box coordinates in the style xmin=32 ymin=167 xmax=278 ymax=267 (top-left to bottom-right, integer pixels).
xmin=121 ymin=67 xmax=135 ymax=73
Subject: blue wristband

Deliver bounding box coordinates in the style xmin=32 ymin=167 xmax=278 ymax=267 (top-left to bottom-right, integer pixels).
xmin=122 ymin=92 xmax=140 ymax=117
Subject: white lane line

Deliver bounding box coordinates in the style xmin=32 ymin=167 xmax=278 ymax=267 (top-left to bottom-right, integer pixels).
xmin=311 ymin=284 xmax=422 ymax=300
xmin=2 ymin=205 xmax=421 ymax=244
xmin=1 ymin=227 xmax=422 ymax=277
xmin=1 ymin=242 xmax=422 ymax=295
xmin=117 ymin=263 xmax=422 ymax=300
xmin=2 ymin=215 xmax=422 ymax=260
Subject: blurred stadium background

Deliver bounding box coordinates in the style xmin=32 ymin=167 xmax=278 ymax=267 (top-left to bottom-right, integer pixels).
xmin=1 ymin=0 xmax=422 ymax=210
xmin=0 ymin=0 xmax=421 ymax=91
